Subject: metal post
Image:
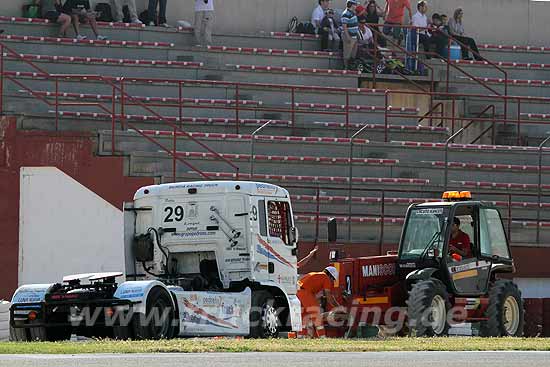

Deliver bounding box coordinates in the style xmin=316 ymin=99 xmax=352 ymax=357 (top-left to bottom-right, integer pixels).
xmin=111 ymin=84 xmax=115 ymax=155
xmin=179 ymin=81 xmax=183 ymax=129
xmin=250 ymin=120 xmax=273 ymax=176
xmin=507 ymin=194 xmax=512 ymax=238
xmin=173 ymin=127 xmax=177 ymax=183
xmin=517 ymin=99 xmax=521 ymax=146
xmin=291 ymin=87 xmax=296 ymax=135
xmin=315 ymin=186 xmax=320 ymax=245
xmin=348 ymin=124 xmax=370 ymax=242
xmin=537 ymin=135 xmax=550 ymax=244
xmin=55 ymin=76 xmax=59 ymax=131
xmin=0 ymin=45 xmax=3 ymax=116
xmin=345 ymin=90 xmax=350 ymax=138
xmin=235 ymin=84 xmax=240 ymax=134
xmin=372 ymin=32 xmax=377 ymax=89
xmin=379 ymin=190 xmax=385 ymax=255
xmin=120 ymin=78 xmax=125 ymax=131
xmin=444 ymin=128 xmax=465 ymax=191
xmin=384 ymin=92 xmax=389 ymax=142
xmin=446 ymin=37 xmax=451 ymax=93
xmin=451 ymin=98 xmax=456 ymax=134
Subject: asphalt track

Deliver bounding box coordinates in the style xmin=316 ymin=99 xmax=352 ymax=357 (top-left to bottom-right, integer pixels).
xmin=1 ymin=351 xmax=550 ymax=367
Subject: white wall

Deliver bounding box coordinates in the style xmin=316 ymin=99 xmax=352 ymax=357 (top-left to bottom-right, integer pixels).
xmin=514 ymin=278 xmax=550 ymax=298
xmin=0 ymin=301 xmax=9 ymax=341
xmin=18 ymin=167 xmax=125 ymax=285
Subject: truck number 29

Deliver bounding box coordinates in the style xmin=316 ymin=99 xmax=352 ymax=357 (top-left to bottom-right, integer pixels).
xmin=164 ymin=206 xmax=184 ymax=222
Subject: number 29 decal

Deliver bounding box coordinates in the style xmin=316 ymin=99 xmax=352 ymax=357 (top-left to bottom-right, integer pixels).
xmin=164 ymin=206 xmax=184 ymax=222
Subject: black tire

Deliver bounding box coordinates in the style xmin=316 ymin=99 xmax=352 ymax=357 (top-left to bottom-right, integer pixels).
xmin=249 ymin=291 xmax=280 ymax=338
xmin=113 ymin=314 xmax=135 ymax=340
xmin=480 ymin=280 xmax=524 ymax=337
xmin=407 ymin=278 xmax=451 ymax=337
xmin=27 ymin=319 xmax=71 ymax=342
xmin=133 ymin=286 xmax=176 ymax=340
xmin=9 ymin=320 xmax=29 ymax=342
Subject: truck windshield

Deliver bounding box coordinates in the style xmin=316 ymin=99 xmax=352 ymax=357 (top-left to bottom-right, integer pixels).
xmin=400 ymin=206 xmax=450 ymax=259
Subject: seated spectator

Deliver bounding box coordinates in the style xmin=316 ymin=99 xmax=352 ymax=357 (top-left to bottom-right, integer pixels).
xmin=440 ymin=14 xmax=449 ymax=29
xmin=448 ymin=8 xmax=482 ymax=61
xmin=319 ymin=9 xmax=340 ymax=52
xmin=111 ymin=0 xmax=142 ymax=24
xmin=357 ymin=17 xmax=373 ymax=46
xmin=383 ymin=0 xmax=412 ymax=45
xmin=411 ymin=1 xmax=430 ymax=58
xmin=428 ymin=13 xmax=448 ymax=58
xmin=40 ymin=0 xmax=72 ymax=38
xmin=363 ymin=0 xmax=386 ymax=46
xmin=312 ymin=0 xmax=331 ymax=34
xmin=148 ymin=0 xmax=169 ymax=27
xmin=341 ymin=0 xmax=359 ymax=69
xmin=63 ymin=0 xmax=107 ymax=40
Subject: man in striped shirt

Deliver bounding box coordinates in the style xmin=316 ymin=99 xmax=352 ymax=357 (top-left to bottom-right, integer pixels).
xmin=341 ymin=0 xmax=359 ymax=69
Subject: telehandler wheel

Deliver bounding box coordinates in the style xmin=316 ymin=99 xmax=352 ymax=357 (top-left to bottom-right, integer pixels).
xmin=133 ymin=286 xmax=176 ymax=340
xmin=249 ymin=290 xmax=280 ymax=338
xmin=480 ymin=280 xmax=524 ymax=337
xmin=407 ymin=278 xmax=451 ymax=337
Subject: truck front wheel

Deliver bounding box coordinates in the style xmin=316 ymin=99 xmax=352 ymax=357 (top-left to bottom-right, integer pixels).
xmin=249 ymin=291 xmax=280 ymax=338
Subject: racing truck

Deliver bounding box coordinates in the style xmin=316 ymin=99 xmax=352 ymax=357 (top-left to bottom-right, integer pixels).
xmin=10 ymin=181 xmax=302 ymax=341
xmin=327 ymin=191 xmax=524 ymax=337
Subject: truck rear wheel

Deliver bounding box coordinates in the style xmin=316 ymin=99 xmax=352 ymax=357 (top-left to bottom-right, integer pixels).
xmin=407 ymin=279 xmax=451 ymax=337
xmin=26 ymin=320 xmax=71 ymax=342
xmin=133 ymin=286 xmax=176 ymax=340
xmin=9 ymin=320 xmax=29 ymax=341
xmin=249 ymin=291 xmax=280 ymax=338
xmin=480 ymin=280 xmax=524 ymax=337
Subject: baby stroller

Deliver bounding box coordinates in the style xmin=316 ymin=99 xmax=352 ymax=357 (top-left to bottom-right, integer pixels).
xmin=348 ymin=42 xmax=385 ymax=74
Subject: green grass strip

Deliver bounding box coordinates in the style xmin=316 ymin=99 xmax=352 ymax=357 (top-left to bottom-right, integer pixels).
xmin=1 ymin=337 xmax=550 ymax=354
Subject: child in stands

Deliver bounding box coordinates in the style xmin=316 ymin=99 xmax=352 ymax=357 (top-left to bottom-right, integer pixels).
xmin=319 ymin=9 xmax=341 ymax=52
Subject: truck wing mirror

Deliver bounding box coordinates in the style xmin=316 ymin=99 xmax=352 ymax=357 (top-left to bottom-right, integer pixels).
xmin=328 ymin=217 xmax=337 ymax=243
xmin=290 ymin=226 xmax=300 ymax=245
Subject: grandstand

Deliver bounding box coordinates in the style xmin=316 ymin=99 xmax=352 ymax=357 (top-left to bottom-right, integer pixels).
xmin=0 ymin=2 xmax=549 ymax=302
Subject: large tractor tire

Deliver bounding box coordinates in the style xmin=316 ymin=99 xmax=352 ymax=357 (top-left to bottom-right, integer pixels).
xmin=25 ymin=319 xmax=72 ymax=342
xmin=249 ymin=290 xmax=280 ymax=338
xmin=407 ymin=278 xmax=451 ymax=337
xmin=480 ymin=280 xmax=524 ymax=337
xmin=132 ymin=286 xmax=177 ymax=340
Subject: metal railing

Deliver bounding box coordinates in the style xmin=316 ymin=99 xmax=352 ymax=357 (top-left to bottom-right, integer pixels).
xmin=0 ymin=41 xmax=240 ymax=182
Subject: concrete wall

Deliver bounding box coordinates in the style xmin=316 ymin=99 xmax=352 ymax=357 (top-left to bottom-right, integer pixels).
xmin=3 ymin=0 xmax=548 ymax=46
xmin=514 ymin=278 xmax=550 ymax=298
xmin=0 ymin=301 xmax=9 ymax=341
xmin=18 ymin=167 xmax=125 ymax=285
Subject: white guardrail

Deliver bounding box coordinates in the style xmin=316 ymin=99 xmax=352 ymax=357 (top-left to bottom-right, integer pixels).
xmin=0 ymin=301 xmax=10 ymax=341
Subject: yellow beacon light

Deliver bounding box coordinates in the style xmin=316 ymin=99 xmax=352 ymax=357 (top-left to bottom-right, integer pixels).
xmin=442 ymin=191 xmax=472 ymax=201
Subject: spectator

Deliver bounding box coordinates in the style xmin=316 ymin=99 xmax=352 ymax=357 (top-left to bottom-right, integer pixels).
xmin=448 ymin=8 xmax=482 ymax=61
xmin=111 ymin=0 xmax=142 ymax=24
xmin=40 ymin=0 xmax=72 ymax=38
xmin=383 ymin=0 xmax=412 ymax=45
xmin=411 ymin=1 xmax=429 ymax=58
xmin=440 ymin=14 xmax=448 ymax=28
xmin=429 ymin=13 xmax=448 ymax=58
xmin=363 ymin=0 xmax=386 ymax=46
xmin=341 ymin=0 xmax=359 ymax=69
xmin=312 ymin=0 xmax=331 ymax=33
xmin=63 ymin=0 xmax=107 ymax=40
xmin=319 ymin=9 xmax=340 ymax=51
xmin=194 ymin=0 xmax=214 ymax=46
xmin=147 ymin=0 xmax=169 ymax=27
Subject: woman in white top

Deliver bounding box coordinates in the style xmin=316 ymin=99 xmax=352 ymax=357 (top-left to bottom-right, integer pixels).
xmin=448 ymin=8 xmax=482 ymax=61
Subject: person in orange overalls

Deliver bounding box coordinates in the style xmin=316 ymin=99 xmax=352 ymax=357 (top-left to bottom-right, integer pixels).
xmin=297 ymin=266 xmax=340 ymax=338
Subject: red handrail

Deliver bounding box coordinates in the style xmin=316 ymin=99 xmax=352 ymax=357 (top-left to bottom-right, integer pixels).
xmin=0 ymin=41 xmax=240 ymax=181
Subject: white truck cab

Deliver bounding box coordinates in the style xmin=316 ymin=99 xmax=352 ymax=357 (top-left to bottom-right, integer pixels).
xmin=10 ymin=181 xmax=302 ymax=340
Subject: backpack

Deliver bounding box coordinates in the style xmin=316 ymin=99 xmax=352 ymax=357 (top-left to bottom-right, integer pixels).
xmin=22 ymin=4 xmax=40 ymax=18
xmin=287 ymin=16 xmax=298 ymax=33
xmin=296 ymin=21 xmax=315 ymax=35
xmin=95 ymin=3 xmax=113 ymax=22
